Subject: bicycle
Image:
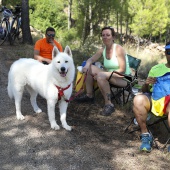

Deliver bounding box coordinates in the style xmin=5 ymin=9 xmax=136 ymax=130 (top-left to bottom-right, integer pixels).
xmin=10 ymin=5 xmax=22 ymax=45
xmin=0 ymin=6 xmax=13 ymax=45
xmin=0 ymin=5 xmax=34 ymax=46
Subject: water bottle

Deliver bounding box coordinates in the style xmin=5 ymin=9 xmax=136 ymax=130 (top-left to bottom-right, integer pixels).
xmin=81 ymin=61 xmax=86 ymax=67
xmin=95 ymin=62 xmax=103 ymax=69
xmin=77 ymin=66 xmax=83 ymax=73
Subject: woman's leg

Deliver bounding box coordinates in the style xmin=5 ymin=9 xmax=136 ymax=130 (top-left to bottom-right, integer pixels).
xmin=85 ymin=67 xmax=94 ymax=98
xmin=96 ymin=71 xmax=113 ymax=106
xmin=97 ymin=71 xmax=127 ymax=105
xmin=76 ymin=65 xmax=102 ymax=102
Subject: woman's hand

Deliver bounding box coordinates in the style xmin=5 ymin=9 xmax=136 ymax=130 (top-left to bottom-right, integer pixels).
xmin=82 ymin=65 xmax=89 ymax=73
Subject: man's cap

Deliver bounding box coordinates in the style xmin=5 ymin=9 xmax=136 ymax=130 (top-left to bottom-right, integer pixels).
xmin=165 ymin=44 xmax=170 ymax=50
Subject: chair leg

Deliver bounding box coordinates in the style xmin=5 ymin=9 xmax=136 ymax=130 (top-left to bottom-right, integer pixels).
xmin=124 ymin=117 xmax=134 ymax=133
xmin=147 ymin=118 xmax=170 ymax=151
xmin=147 ymin=127 xmax=160 ymax=150
xmin=110 ymin=88 xmax=122 ymax=104
xmin=161 ymin=136 xmax=170 ymax=150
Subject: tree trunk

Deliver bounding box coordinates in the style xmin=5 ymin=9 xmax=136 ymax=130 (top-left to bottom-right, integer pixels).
xmin=68 ymin=0 xmax=72 ymax=30
xmin=89 ymin=2 xmax=93 ymax=36
xmin=116 ymin=11 xmax=119 ymax=33
xmin=21 ymin=0 xmax=33 ymax=44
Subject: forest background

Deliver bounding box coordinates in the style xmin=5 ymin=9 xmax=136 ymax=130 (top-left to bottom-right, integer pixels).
xmin=1 ymin=0 xmax=170 ymax=79
xmin=2 ymin=0 xmax=170 ymax=49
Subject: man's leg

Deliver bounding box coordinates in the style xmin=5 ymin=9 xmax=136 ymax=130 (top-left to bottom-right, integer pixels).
xmin=133 ymin=93 xmax=153 ymax=152
xmin=164 ymin=102 xmax=170 ymax=127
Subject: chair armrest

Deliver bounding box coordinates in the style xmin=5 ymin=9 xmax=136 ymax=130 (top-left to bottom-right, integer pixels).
xmin=108 ymin=71 xmax=133 ymax=82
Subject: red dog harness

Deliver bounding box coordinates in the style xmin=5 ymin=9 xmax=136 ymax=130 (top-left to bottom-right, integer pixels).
xmin=55 ymin=84 xmax=71 ymax=102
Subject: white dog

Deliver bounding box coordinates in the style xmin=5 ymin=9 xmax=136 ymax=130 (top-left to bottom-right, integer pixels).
xmin=7 ymin=46 xmax=75 ymax=131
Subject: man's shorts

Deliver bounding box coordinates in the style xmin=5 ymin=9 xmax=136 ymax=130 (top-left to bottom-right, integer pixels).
xmin=143 ymin=92 xmax=151 ymax=102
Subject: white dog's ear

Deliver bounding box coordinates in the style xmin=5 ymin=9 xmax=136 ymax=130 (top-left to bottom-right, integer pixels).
xmin=64 ymin=46 xmax=72 ymax=58
xmin=52 ymin=46 xmax=60 ymax=59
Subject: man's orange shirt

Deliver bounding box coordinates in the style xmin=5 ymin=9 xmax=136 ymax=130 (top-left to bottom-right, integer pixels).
xmin=34 ymin=38 xmax=63 ymax=60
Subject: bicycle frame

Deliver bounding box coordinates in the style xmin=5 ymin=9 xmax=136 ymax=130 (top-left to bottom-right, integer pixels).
xmin=0 ymin=16 xmax=12 ymax=45
xmin=10 ymin=10 xmax=22 ymax=44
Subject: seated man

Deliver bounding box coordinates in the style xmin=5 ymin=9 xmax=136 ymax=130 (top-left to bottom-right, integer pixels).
xmin=34 ymin=27 xmax=63 ymax=64
xmin=133 ymin=41 xmax=170 ymax=152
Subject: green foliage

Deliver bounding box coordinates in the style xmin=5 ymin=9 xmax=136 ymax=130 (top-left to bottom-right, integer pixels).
xmin=29 ymin=0 xmax=67 ymax=33
xmin=79 ymin=36 xmax=100 ymax=57
xmin=128 ymin=0 xmax=168 ymax=38
xmin=1 ymin=0 xmax=21 ymax=6
xmin=2 ymin=0 xmax=170 ymax=48
xmin=58 ymin=28 xmax=81 ymax=50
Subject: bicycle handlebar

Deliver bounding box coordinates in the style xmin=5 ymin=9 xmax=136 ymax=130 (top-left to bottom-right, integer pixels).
xmin=0 ymin=6 xmax=7 ymax=13
xmin=0 ymin=5 xmax=34 ymax=15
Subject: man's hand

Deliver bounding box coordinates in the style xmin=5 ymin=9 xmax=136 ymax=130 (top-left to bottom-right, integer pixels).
xmin=142 ymin=77 xmax=156 ymax=93
xmin=49 ymin=40 xmax=56 ymax=46
xmin=145 ymin=77 xmax=157 ymax=84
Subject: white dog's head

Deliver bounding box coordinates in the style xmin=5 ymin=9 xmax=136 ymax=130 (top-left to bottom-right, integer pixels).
xmin=51 ymin=46 xmax=75 ymax=79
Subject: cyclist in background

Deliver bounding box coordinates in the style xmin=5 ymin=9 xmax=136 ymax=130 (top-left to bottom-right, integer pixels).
xmin=34 ymin=27 xmax=63 ymax=64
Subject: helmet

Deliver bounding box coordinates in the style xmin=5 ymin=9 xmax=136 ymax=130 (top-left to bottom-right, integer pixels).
xmin=3 ymin=9 xmax=12 ymax=18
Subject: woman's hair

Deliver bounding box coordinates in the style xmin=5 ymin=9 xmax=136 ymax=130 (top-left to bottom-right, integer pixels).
xmin=45 ymin=27 xmax=55 ymax=34
xmin=101 ymin=26 xmax=115 ymax=37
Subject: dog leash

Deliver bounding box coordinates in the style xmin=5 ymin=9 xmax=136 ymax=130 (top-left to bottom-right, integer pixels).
xmin=68 ymin=72 xmax=87 ymax=102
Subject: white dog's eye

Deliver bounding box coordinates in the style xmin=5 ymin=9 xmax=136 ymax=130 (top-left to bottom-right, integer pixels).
xmin=65 ymin=61 xmax=68 ymax=63
xmin=57 ymin=61 xmax=60 ymax=63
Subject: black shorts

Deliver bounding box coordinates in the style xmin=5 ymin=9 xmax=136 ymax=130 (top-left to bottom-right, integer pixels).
xmin=143 ymin=92 xmax=152 ymax=107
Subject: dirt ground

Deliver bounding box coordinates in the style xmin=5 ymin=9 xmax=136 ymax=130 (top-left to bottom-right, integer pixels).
xmin=0 ymin=45 xmax=170 ymax=170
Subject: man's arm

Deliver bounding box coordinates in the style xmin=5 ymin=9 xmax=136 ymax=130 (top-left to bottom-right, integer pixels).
xmin=34 ymin=49 xmax=51 ymax=64
xmin=142 ymin=77 xmax=156 ymax=93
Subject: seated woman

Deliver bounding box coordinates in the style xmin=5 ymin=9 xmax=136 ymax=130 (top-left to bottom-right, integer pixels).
xmin=76 ymin=26 xmax=131 ymax=116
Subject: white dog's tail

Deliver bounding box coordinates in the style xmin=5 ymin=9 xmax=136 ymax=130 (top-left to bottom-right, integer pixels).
xmin=7 ymin=71 xmax=14 ymax=99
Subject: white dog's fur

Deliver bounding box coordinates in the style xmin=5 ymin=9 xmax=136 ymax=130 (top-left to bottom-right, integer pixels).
xmin=7 ymin=46 xmax=75 ymax=131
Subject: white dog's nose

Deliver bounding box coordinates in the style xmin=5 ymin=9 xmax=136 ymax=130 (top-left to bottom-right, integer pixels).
xmin=61 ymin=67 xmax=66 ymax=72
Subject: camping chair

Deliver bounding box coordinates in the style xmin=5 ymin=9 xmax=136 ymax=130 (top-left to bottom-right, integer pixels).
xmin=124 ymin=114 xmax=170 ymax=150
xmin=109 ymin=54 xmax=141 ymax=105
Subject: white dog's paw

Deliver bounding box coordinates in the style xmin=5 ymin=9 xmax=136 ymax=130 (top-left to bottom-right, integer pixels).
xmin=35 ymin=108 xmax=42 ymax=113
xmin=63 ymin=124 xmax=72 ymax=131
xmin=16 ymin=114 xmax=25 ymax=120
xmin=51 ymin=121 xmax=60 ymax=130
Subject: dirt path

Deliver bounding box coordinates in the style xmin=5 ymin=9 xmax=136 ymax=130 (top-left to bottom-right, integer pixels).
xmin=0 ymin=45 xmax=170 ymax=170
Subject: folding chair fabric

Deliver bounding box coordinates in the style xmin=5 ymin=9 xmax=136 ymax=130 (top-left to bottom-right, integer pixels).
xmin=109 ymin=54 xmax=141 ymax=105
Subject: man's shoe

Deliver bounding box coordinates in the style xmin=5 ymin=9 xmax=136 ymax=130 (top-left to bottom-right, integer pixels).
xmin=75 ymin=94 xmax=94 ymax=102
xmin=100 ymin=104 xmax=115 ymax=116
xmin=140 ymin=134 xmax=153 ymax=152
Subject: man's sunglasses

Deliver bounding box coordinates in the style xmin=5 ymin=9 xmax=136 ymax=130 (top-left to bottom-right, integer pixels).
xmin=46 ymin=33 xmax=55 ymax=37
xmin=166 ymin=50 xmax=170 ymax=55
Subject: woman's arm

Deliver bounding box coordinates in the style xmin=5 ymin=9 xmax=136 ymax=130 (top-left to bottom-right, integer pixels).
xmin=82 ymin=48 xmax=103 ymax=73
xmin=115 ymin=44 xmax=126 ymax=74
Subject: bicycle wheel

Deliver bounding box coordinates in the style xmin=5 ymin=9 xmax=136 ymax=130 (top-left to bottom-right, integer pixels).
xmin=16 ymin=26 xmax=23 ymax=43
xmin=0 ymin=20 xmax=9 ymax=45
xmin=11 ymin=18 xmax=23 ymax=44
